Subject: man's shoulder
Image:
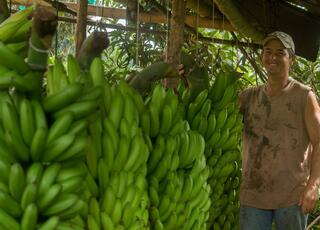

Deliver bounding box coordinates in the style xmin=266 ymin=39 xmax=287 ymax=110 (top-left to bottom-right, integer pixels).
xmin=291 ymin=78 xmax=311 ymax=91
xmin=240 ymin=84 xmax=264 ymax=97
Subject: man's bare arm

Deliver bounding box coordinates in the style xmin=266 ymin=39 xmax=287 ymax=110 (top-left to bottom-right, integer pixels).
xmin=299 ymin=90 xmax=320 ymax=214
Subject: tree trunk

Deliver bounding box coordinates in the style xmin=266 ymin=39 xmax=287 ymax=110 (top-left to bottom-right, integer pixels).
xmin=76 ymin=0 xmax=87 ymax=58
xmin=165 ymin=0 xmax=185 ymax=89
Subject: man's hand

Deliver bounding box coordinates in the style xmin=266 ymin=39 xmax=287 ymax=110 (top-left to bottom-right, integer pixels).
xmin=299 ymin=184 xmax=319 ymax=214
xmin=178 ymin=64 xmax=185 ymax=77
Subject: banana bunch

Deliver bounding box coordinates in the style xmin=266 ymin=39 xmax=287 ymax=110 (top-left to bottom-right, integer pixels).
xmin=0 ymin=159 xmax=87 ymax=229
xmin=11 ymin=97 xmax=89 ymax=164
xmin=0 ymin=6 xmax=33 ymax=56
xmin=178 ymin=69 xmax=243 ymax=229
xmin=144 ymin=83 xmax=211 ymax=229
xmin=141 ymin=84 xmax=185 ymax=138
xmin=207 ymin=148 xmax=241 ymax=229
xmin=87 ymin=171 xmax=150 ymax=230
xmin=43 ymin=56 xmax=102 ymax=120
xmin=147 ymin=133 xmax=211 ymax=230
xmin=82 ymin=69 xmax=150 ymax=229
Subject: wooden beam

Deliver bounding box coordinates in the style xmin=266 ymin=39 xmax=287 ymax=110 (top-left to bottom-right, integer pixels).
xmin=64 ymin=2 xmax=234 ymax=31
xmin=75 ymin=0 xmax=87 ymax=57
xmin=58 ymin=15 xmax=260 ymax=49
xmin=11 ymin=1 xmax=234 ymax=30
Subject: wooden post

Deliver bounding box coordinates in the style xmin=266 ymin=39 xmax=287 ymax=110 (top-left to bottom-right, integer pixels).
xmin=165 ymin=0 xmax=185 ymax=88
xmin=0 ymin=0 xmax=9 ymax=23
xmin=76 ymin=0 xmax=87 ymax=57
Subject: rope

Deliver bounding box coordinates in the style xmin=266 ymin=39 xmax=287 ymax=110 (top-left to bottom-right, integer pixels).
xmin=306 ymin=214 xmax=320 ymax=230
xmin=54 ymin=0 xmax=58 ymax=57
xmin=165 ymin=0 xmax=169 ymax=62
xmin=135 ymin=0 xmax=140 ymax=67
xmin=196 ymin=0 xmax=199 ymax=55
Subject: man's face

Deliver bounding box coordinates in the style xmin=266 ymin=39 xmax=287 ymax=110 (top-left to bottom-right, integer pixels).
xmin=261 ymin=39 xmax=294 ymax=76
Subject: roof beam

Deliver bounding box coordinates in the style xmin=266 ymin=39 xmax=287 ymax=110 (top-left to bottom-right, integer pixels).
xmin=11 ymin=0 xmax=234 ymax=31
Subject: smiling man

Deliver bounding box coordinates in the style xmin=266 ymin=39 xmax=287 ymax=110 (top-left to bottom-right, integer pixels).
xmin=238 ymin=31 xmax=320 ymax=230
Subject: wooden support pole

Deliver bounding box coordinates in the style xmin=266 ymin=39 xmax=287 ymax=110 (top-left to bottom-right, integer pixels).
xmin=165 ymin=0 xmax=185 ymax=88
xmin=75 ymin=0 xmax=87 ymax=57
xmin=0 ymin=0 xmax=9 ymax=23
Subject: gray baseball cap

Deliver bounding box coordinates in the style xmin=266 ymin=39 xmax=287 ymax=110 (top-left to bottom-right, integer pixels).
xmin=262 ymin=31 xmax=295 ymax=54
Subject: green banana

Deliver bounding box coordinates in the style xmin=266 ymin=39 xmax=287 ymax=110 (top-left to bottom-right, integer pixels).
xmin=43 ymin=194 xmax=79 ymax=216
xmin=209 ymin=71 xmax=228 ymax=102
xmin=4 ymin=130 xmax=29 ymax=162
xmin=101 ymin=211 xmax=114 ymax=230
xmin=21 ymin=183 xmax=37 ymax=210
xmin=123 ymin=96 xmax=139 ymax=126
xmin=187 ymin=89 xmax=208 ymax=121
xmin=55 ymin=136 xmax=87 ymax=161
xmin=30 ymin=127 xmax=48 ymax=161
xmin=0 ymin=139 xmax=16 ymax=163
xmin=111 ymin=198 xmax=122 ymax=225
xmin=26 ymin=163 xmax=43 ymax=184
xmin=215 ymin=84 xmax=236 ymax=110
xmin=90 ymin=57 xmax=104 ymax=86
xmin=215 ymin=108 xmax=228 ymax=129
xmin=9 ymin=163 xmax=25 ymax=202
xmin=0 ymin=159 xmax=10 ymax=184
xmin=56 ymin=162 xmax=87 ymax=182
xmin=88 ymin=197 xmax=100 ymax=227
xmin=86 ymin=173 xmax=99 ymax=198
xmin=207 ymin=129 xmax=221 ymax=147
xmin=0 ymin=6 xmax=33 ymax=43
xmin=1 ymin=100 xmax=24 ymax=145
xmin=47 ymin=111 xmax=74 ymax=144
xmin=31 ymin=100 xmax=48 ymax=130
xmin=0 ymin=41 xmax=30 ymax=74
xmin=98 ymin=159 xmax=110 ymax=193
xmin=150 ymin=84 xmax=166 ymax=112
xmin=112 ymin=135 xmax=130 ymax=172
xmin=180 ymin=174 xmax=193 ymax=202
xmin=108 ymin=87 xmax=124 ymax=128
xmin=77 ymin=85 xmax=103 ymax=102
xmin=12 ymin=71 xmax=41 ymax=92
xmin=121 ymin=203 xmax=134 ymax=228
xmin=124 ymin=134 xmax=143 ymax=172
xmin=42 ymin=133 xmax=76 ymax=162
xmin=0 ymin=190 xmax=22 ymax=218
xmin=66 ymin=55 xmax=80 ymax=83
xmin=215 ymin=128 xmax=230 ymax=148
xmin=159 ymin=104 xmax=173 ymax=134
xmin=102 ymin=132 xmax=115 ymax=171
xmin=0 ymin=70 xmax=14 ymax=89
xmin=53 ymin=100 xmax=98 ymax=120
xmin=101 ymin=187 xmax=116 ymax=215
xmin=38 ymin=216 xmax=60 ymax=230
xmin=0 ymin=208 xmax=20 ymax=230
xmin=21 ymin=203 xmax=38 ymax=230
xmin=38 ymin=163 xmax=61 ymax=195
xmin=149 ymin=104 xmax=160 ymax=138
xmin=69 ymin=119 xmax=88 ymax=135
xmin=60 ymin=175 xmax=84 ymax=194
xmin=59 ymin=199 xmax=85 ymax=220
xmin=140 ymin=112 xmax=150 ymax=136
xmin=88 ymin=214 xmax=100 ymax=230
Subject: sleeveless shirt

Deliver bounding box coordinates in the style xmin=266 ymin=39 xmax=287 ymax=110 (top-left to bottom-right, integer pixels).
xmin=239 ymin=78 xmax=312 ymax=209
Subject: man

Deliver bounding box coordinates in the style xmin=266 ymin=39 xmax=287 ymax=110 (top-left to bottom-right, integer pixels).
xmin=238 ymin=31 xmax=320 ymax=229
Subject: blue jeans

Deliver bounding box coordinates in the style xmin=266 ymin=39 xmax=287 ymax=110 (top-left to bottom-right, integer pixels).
xmin=240 ymin=204 xmax=308 ymax=230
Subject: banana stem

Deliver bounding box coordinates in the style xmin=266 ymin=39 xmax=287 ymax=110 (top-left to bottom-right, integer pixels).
xmin=27 ymin=4 xmax=57 ymax=71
